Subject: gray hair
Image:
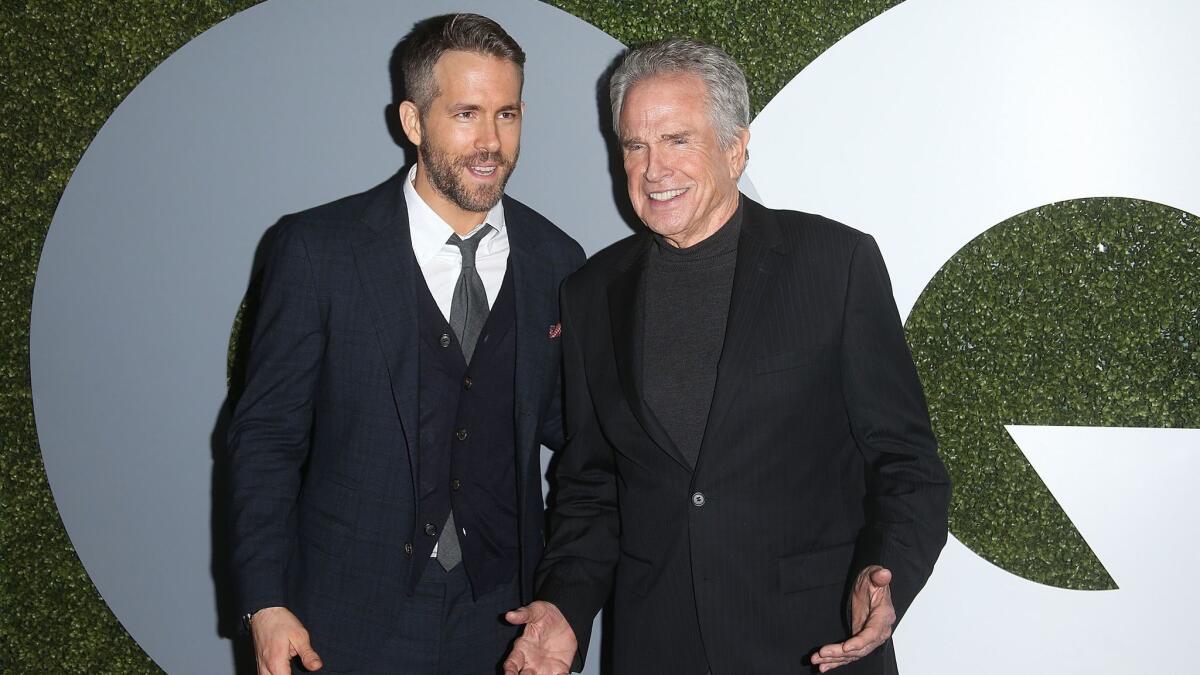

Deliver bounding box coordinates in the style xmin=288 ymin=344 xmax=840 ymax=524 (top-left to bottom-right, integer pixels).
xmin=609 ymin=38 xmax=750 ymax=148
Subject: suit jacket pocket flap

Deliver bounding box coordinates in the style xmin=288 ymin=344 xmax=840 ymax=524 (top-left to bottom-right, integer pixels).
xmin=753 ymin=350 xmax=812 ymax=374
xmin=779 ymin=541 xmax=854 ymax=594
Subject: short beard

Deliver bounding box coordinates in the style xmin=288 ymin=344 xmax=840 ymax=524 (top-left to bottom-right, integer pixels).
xmin=419 ymin=137 xmax=518 ymax=213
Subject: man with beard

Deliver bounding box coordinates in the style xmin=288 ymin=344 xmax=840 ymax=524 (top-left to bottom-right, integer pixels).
xmin=503 ymin=39 xmax=949 ymax=675
xmin=228 ymin=13 xmax=584 ymax=675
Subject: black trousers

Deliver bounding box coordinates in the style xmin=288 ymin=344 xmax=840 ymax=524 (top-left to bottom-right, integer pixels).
xmin=347 ymin=562 xmax=520 ymax=674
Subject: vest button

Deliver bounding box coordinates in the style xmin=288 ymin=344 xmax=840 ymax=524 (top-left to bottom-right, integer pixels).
xmin=424 ymin=523 xmax=438 ymax=537
xmin=691 ymin=492 xmax=706 ymax=507
xmin=403 ymin=542 xmax=413 ymax=557
xmin=455 ymin=428 xmax=468 ymax=441
xmin=439 ymin=333 xmax=451 ymax=348
xmin=463 ymin=376 xmax=473 ymax=390
xmin=451 ymin=479 xmax=462 ymax=491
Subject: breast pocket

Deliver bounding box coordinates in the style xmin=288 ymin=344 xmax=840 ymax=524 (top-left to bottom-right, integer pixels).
xmin=753 ymin=350 xmax=812 ymax=375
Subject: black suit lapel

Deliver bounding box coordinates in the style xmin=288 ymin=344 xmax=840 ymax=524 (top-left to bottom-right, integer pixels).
xmin=693 ymin=200 xmax=785 ymax=478
xmin=607 ymin=238 xmax=692 ymax=471
xmin=349 ymin=173 xmax=420 ymax=486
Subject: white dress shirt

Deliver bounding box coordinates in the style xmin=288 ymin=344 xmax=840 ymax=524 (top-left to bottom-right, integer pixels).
xmin=404 ymin=164 xmax=509 ymax=321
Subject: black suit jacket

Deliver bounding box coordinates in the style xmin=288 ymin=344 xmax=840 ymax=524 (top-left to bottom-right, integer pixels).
xmin=227 ymin=171 xmax=584 ymax=667
xmin=536 ymin=197 xmax=951 ymax=674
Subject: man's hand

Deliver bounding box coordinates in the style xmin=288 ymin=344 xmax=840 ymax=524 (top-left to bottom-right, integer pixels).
xmin=250 ymin=606 xmax=323 ymax=675
xmin=503 ymin=601 xmax=577 ymax=675
xmin=811 ymin=565 xmax=897 ymax=673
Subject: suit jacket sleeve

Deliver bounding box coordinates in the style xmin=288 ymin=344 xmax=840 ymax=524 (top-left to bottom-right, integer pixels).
xmin=227 ymin=219 xmax=325 ymax=617
xmin=533 ymin=279 xmax=620 ymax=670
xmin=841 ymin=233 xmax=951 ymax=624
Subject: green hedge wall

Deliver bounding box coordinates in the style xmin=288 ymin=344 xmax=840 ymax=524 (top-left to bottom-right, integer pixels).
xmin=0 ymin=1 xmax=899 ymax=670
xmin=906 ymin=198 xmax=1200 ymax=590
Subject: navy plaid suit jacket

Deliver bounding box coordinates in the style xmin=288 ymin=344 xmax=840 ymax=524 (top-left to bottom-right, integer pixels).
xmin=227 ymin=170 xmax=584 ymax=667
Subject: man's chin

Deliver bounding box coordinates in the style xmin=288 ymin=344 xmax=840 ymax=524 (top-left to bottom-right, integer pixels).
xmin=465 ymin=183 xmax=506 ymax=211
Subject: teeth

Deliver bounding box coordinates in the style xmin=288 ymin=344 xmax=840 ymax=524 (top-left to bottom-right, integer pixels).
xmin=471 ymin=166 xmax=496 ymax=175
xmin=649 ymin=188 xmax=686 ymax=201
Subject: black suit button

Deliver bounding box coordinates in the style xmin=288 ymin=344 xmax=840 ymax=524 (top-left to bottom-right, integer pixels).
xmin=403 ymin=542 xmax=413 ymax=557
xmin=451 ymin=479 xmax=462 ymax=491
xmin=463 ymin=377 xmax=473 ymax=390
xmin=424 ymin=523 xmax=438 ymax=537
xmin=439 ymin=333 xmax=451 ymax=348
xmin=691 ymin=492 xmax=706 ymax=507
xmin=456 ymin=428 xmax=468 ymax=441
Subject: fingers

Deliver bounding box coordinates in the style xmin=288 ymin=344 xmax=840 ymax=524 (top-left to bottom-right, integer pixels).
xmin=502 ymin=646 xmax=526 ymax=675
xmin=253 ymin=636 xmax=294 ymax=675
xmin=817 ymin=657 xmax=852 ymax=673
xmin=811 ymin=606 xmax=895 ymax=669
xmin=251 ymin=607 xmax=320 ymax=675
xmin=811 ymin=643 xmax=856 ymax=673
xmin=257 ymin=650 xmax=292 ymax=675
xmin=503 ymin=646 xmax=571 ymax=675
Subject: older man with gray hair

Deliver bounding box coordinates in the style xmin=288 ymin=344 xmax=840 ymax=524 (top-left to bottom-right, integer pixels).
xmin=504 ymin=38 xmax=950 ymax=675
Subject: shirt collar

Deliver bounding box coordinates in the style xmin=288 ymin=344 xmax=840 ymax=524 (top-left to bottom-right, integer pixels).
xmin=403 ymin=164 xmax=506 ymax=263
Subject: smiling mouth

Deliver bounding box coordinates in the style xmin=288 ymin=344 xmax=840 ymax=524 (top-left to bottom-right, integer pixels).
xmin=469 ymin=165 xmax=498 ymax=177
xmin=648 ymin=187 xmax=688 ymax=201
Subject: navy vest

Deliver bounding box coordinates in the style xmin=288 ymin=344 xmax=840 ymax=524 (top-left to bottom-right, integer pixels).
xmin=409 ymin=266 xmax=518 ymax=595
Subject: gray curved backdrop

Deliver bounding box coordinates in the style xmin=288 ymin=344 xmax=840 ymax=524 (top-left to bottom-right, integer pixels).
xmin=31 ymin=1 xmax=631 ymax=672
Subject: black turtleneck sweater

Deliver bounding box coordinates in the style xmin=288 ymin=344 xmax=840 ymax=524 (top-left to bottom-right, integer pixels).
xmin=642 ymin=200 xmax=743 ymax=468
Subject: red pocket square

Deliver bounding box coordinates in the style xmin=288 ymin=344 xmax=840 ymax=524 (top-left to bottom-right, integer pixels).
xmin=548 ymin=323 xmax=561 ymax=339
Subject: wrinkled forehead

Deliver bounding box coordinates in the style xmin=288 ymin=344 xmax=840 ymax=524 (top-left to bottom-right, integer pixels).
xmin=619 ymin=73 xmax=712 ymax=133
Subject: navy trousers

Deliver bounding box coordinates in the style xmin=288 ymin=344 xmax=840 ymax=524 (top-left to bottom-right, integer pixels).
xmin=311 ymin=562 xmax=520 ymax=674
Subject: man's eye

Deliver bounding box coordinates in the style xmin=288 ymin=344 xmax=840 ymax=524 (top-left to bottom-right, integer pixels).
xmin=499 ymin=111 xmax=518 ymax=120
xmin=455 ymin=111 xmax=475 ymax=120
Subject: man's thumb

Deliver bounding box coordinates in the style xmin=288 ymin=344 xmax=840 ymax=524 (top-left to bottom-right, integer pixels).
xmin=871 ymin=566 xmax=893 ymax=588
xmin=505 ymin=606 xmax=533 ymax=625
xmin=295 ymin=638 xmax=322 ymax=671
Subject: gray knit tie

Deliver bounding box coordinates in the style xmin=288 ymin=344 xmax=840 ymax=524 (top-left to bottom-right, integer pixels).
xmin=446 ymin=225 xmax=493 ymax=363
xmin=437 ymin=224 xmax=492 ymax=571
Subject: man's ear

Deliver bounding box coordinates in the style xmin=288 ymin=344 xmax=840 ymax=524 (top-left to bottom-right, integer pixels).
xmin=398 ymin=100 xmax=423 ymax=147
xmin=728 ymin=127 xmax=751 ymax=179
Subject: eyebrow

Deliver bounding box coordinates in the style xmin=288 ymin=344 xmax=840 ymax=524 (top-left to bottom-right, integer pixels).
xmin=447 ymin=102 xmax=521 ymax=113
xmin=621 ymin=130 xmax=692 ymax=148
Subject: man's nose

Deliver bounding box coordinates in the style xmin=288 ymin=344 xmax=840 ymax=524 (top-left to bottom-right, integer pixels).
xmin=476 ymin=119 xmax=501 ymax=154
xmin=643 ymin=146 xmax=670 ymax=182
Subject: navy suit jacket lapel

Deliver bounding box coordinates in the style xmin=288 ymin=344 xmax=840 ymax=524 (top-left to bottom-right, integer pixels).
xmin=505 ymin=196 xmax=552 ymax=487
xmin=349 ymin=172 xmax=420 ymax=488
xmin=607 ymin=237 xmax=691 ymax=471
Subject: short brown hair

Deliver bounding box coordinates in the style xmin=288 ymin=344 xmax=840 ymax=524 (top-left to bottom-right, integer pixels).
xmin=401 ymin=13 xmax=526 ymax=113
